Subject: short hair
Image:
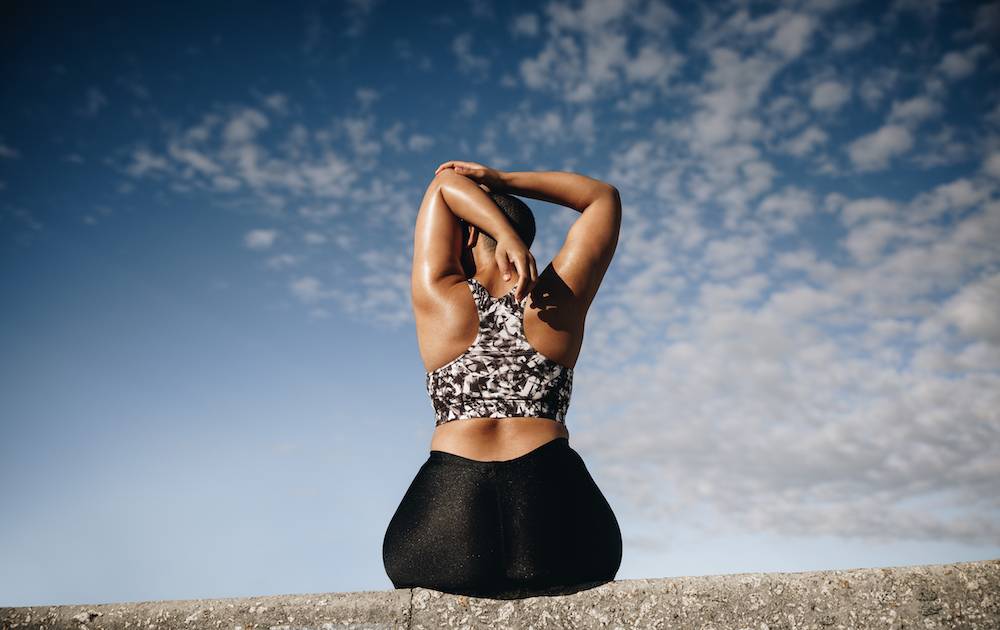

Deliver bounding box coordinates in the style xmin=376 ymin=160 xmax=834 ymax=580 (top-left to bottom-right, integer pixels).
xmin=462 ymin=192 xmax=536 ymax=251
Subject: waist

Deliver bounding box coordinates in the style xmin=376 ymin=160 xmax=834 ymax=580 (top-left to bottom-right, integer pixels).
xmin=429 ymin=417 xmax=570 ymax=461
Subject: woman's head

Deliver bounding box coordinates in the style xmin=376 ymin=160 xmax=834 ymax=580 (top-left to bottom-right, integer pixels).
xmin=461 ymin=192 xmax=536 ymax=253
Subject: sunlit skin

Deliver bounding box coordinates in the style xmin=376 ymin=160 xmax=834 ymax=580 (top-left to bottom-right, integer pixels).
xmin=413 ymin=160 xmax=621 ymax=461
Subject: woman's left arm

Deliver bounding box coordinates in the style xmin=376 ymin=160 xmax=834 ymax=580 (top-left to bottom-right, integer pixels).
xmin=435 ymin=170 xmax=521 ymax=244
xmin=412 ymin=170 xmax=521 ymax=292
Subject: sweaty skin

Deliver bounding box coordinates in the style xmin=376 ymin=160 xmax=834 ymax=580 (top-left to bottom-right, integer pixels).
xmin=425 ymin=271 xmax=574 ymax=462
xmin=415 ymin=163 xmax=620 ymax=461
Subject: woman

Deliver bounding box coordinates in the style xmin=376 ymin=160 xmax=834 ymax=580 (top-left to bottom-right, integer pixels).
xmin=382 ymin=160 xmax=623 ymax=599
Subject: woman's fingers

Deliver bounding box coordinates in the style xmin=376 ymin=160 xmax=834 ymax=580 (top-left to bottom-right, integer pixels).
xmin=497 ymin=249 xmax=513 ymax=281
xmin=436 ymin=160 xmax=488 ymax=176
xmin=436 ymin=160 xmax=467 ymax=174
xmin=493 ymin=241 xmax=538 ymax=301
xmin=435 ymin=160 xmax=462 ymax=174
xmin=514 ymin=253 xmax=539 ymax=302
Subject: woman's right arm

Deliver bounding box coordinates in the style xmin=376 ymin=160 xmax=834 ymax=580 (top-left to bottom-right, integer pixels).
xmin=498 ymin=170 xmax=616 ymax=213
xmin=493 ymin=167 xmax=622 ymax=309
xmin=434 ymin=161 xmax=616 ymax=212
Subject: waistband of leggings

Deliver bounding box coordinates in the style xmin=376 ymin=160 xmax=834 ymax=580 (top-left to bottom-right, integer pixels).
xmin=428 ymin=436 xmax=570 ymax=468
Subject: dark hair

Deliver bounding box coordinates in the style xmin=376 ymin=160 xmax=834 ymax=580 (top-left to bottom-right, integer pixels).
xmin=463 ymin=192 xmax=536 ymax=251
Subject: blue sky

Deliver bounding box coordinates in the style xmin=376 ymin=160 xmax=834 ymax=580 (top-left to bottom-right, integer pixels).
xmin=2 ymin=0 xmax=999 ymax=608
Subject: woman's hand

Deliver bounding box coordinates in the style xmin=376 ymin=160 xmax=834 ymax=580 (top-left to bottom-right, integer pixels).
xmin=494 ymin=236 xmax=538 ymax=303
xmin=435 ymin=160 xmax=506 ymax=192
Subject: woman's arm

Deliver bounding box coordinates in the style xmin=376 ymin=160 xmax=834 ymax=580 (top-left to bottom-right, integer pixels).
xmin=435 ymin=170 xmax=538 ymax=290
xmin=412 ymin=170 xmax=538 ymax=303
xmin=497 ymin=170 xmax=617 ymax=213
xmin=434 ymin=161 xmax=616 ymax=213
xmin=433 ymin=170 xmax=520 ymax=244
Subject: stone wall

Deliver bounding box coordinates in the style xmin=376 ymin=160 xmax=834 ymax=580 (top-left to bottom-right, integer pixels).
xmin=2 ymin=559 xmax=997 ymax=629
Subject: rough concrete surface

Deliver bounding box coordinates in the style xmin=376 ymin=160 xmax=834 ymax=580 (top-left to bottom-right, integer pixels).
xmin=1 ymin=559 xmax=997 ymax=629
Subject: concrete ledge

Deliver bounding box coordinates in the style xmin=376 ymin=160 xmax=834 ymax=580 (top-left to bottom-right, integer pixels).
xmin=2 ymin=559 xmax=997 ymax=629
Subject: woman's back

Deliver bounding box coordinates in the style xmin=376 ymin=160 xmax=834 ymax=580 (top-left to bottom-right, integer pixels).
xmin=416 ymin=261 xmax=586 ymax=377
xmin=412 ymin=167 xmax=622 ymax=461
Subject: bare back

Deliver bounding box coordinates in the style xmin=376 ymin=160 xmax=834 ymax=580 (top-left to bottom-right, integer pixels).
xmin=413 ymin=181 xmax=622 ymax=461
xmin=415 ymin=263 xmax=584 ymax=373
xmin=416 ymin=270 xmax=615 ymax=460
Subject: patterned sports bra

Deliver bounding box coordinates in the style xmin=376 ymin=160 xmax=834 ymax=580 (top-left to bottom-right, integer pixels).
xmin=425 ymin=277 xmax=574 ymax=426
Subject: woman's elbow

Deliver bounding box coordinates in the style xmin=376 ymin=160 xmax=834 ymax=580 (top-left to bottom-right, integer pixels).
xmin=599 ymin=182 xmax=621 ymax=205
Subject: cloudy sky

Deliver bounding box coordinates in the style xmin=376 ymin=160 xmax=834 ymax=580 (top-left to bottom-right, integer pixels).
xmin=2 ymin=0 xmax=999 ymax=608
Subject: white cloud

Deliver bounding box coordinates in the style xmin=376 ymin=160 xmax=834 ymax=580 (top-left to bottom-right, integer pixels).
xmin=839 ymin=197 xmax=898 ymax=227
xmin=911 ymin=125 xmax=970 ymax=169
xmin=908 ymin=177 xmax=990 ymax=222
xmin=756 ymin=185 xmax=815 ymax=234
xmin=614 ymin=88 xmax=655 ymax=113
xmin=343 ymin=0 xmax=380 ymax=38
xmin=547 ymin=0 xmax=635 ymax=31
xmin=686 ymin=48 xmax=782 ymax=147
xmin=830 ymin=22 xmax=876 ymax=51
xmin=697 ymin=273 xmax=770 ymax=311
xmin=355 ymin=87 xmax=379 ymax=108
xmin=972 ymin=2 xmax=1000 ymax=36
xmin=761 ymin=283 xmax=842 ymax=319
xmin=223 ymin=108 xmax=269 ymax=144
xmin=632 ymin=0 xmax=680 ymax=32
xmin=503 ymin=109 xmax=567 ymax=149
xmin=702 ymin=232 xmax=769 ymax=279
xmin=842 ymin=218 xmax=907 ymax=263
xmin=303 ymin=231 xmax=327 ymax=245
xmin=341 ymin=115 xmax=381 ymax=158
xmin=780 ymin=125 xmax=828 ymax=157
xmin=571 ymin=109 xmax=596 ymax=143
xmin=452 ymin=32 xmax=491 ymax=74
xmin=244 ymin=229 xmax=279 ymax=249
xmin=393 ymin=37 xmax=433 ymax=71
xmin=847 ymin=124 xmax=913 ymax=171
xmin=887 ymin=96 xmax=941 ymax=127
xmin=126 ymin=147 xmax=170 ymax=176
xmin=888 ymin=0 xmax=943 ymax=20
xmin=290 ymin=275 xmax=326 ymax=303
xmin=624 ymin=43 xmax=678 ymax=83
xmin=167 ymin=140 xmax=222 ymax=177
xmin=983 ymin=151 xmax=1000 ymax=179
xmin=265 ymin=254 xmax=300 ymax=269
xmin=407 ymin=134 xmax=434 ymax=151
xmin=0 ymin=141 xmax=22 ymax=159
xmin=809 ymin=80 xmax=851 ymax=112
xmin=469 ymin=0 xmax=493 ymax=18
xmin=768 ymin=13 xmax=815 ymax=59
xmin=518 ymin=0 xmax=681 ymax=101
xmin=332 ymin=233 xmax=355 ymax=250
xmin=859 ymin=67 xmax=899 ymax=109
xmin=261 ymin=92 xmax=289 ymax=115
xmin=381 ymin=121 xmax=404 ymax=151
xmin=775 ymin=248 xmax=839 ymax=281
xmin=561 ymin=72 xmax=1000 ymax=539
xmin=459 ymin=96 xmax=478 ymax=117
xmin=939 ymin=272 xmax=1000 ymax=345
xmin=510 ymin=13 xmax=539 ymax=37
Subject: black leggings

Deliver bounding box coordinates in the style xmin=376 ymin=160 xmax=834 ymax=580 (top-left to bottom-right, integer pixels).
xmin=382 ymin=437 xmax=622 ymax=599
